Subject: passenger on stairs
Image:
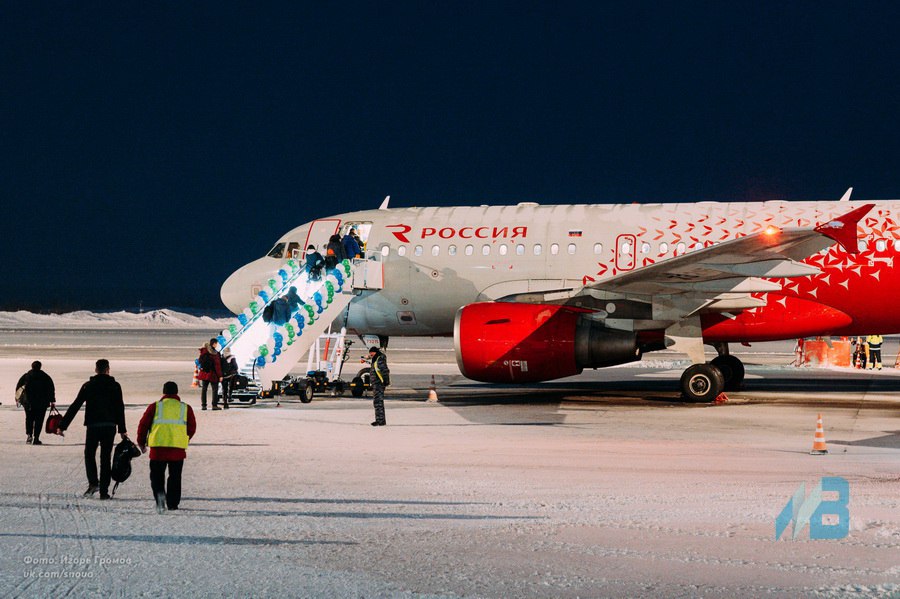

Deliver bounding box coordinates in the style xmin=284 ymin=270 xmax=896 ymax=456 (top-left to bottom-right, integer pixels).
xmin=284 ymin=286 xmax=303 ymax=313
xmin=197 ymin=339 xmax=223 ymax=411
xmin=325 ymin=234 xmax=346 ymax=271
xmin=272 ymin=296 xmax=291 ymax=326
xmin=342 ymin=228 xmax=362 ymax=259
xmin=305 ymin=245 xmax=325 ymax=281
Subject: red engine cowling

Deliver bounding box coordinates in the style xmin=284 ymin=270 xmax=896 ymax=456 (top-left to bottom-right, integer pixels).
xmin=454 ymin=302 xmax=640 ymax=383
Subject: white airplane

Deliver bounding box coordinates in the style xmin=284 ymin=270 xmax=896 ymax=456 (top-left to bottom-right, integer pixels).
xmin=221 ymin=190 xmax=898 ymax=400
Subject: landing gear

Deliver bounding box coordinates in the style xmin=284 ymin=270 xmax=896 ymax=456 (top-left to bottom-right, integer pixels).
xmin=680 ymin=363 xmax=724 ymax=402
xmin=711 ymin=354 xmax=745 ymax=391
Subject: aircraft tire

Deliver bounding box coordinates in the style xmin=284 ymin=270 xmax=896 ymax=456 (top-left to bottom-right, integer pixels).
xmin=711 ymin=354 xmax=745 ymax=391
xmin=680 ymin=364 xmax=724 ymax=402
xmin=350 ymin=377 xmax=365 ymax=397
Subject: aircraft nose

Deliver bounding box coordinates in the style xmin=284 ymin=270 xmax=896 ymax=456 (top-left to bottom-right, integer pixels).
xmin=220 ymin=268 xmax=247 ymax=314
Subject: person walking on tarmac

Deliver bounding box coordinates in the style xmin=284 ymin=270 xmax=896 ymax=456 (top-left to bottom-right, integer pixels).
xmin=866 ymin=334 xmax=884 ymax=370
xmin=16 ymin=361 xmax=56 ymax=445
xmin=137 ymin=381 xmax=196 ymax=514
xmin=220 ymin=348 xmax=238 ymax=409
xmin=197 ymin=338 xmax=223 ymax=410
xmin=367 ymin=346 xmax=390 ymax=426
xmin=60 ymin=359 xmax=128 ymax=499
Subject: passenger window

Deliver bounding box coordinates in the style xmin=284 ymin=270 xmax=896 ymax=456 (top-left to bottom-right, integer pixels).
xmin=620 ymin=241 xmax=631 ymax=255
xmin=675 ymin=242 xmax=686 ymax=255
xmin=431 ymin=245 xmax=440 ymax=256
xmin=267 ymin=242 xmax=286 ymax=259
xmin=482 ymin=244 xmax=491 ymax=255
xmin=894 ymin=240 xmax=900 ymax=252
xmin=567 ymin=243 xmax=577 ymax=255
xmin=465 ymin=245 xmax=474 ymax=256
xmin=593 ymin=243 xmax=602 ymax=254
xmin=398 ymin=246 xmax=407 ymax=257
xmin=659 ymin=242 xmax=668 ymax=255
xmin=876 ymin=239 xmax=886 ymax=251
xmin=414 ymin=245 xmax=423 ymax=256
xmin=499 ymin=244 xmax=508 ymax=256
xmin=550 ymin=243 xmax=559 ymax=255
xmin=857 ymin=240 xmax=867 ymax=252
xmin=641 ymin=242 xmax=650 ymax=254
xmin=381 ymin=245 xmax=390 ymax=257
xmin=516 ymin=244 xmax=525 ymax=255
xmin=534 ymin=244 xmax=542 ymax=256
xmin=448 ymin=245 xmax=458 ymax=256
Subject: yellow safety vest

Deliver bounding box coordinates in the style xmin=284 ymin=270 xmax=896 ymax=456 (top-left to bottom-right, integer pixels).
xmin=147 ymin=398 xmax=189 ymax=449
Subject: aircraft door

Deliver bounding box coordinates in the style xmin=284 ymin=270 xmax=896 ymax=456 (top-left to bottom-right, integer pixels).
xmin=304 ymin=219 xmax=342 ymax=252
xmin=615 ymin=234 xmax=636 ymax=271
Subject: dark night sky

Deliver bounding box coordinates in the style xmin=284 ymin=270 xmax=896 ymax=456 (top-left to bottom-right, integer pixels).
xmin=2 ymin=1 xmax=898 ymax=312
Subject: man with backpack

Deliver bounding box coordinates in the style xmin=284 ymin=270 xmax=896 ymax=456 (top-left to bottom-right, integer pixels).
xmin=60 ymin=359 xmax=128 ymax=500
xmin=197 ymin=338 xmax=223 ymax=410
xmin=15 ymin=360 xmax=56 ymax=445
xmin=137 ymin=381 xmax=197 ymax=513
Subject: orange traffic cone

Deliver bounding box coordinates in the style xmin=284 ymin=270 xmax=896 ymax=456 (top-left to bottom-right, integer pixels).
xmin=191 ymin=365 xmax=200 ymax=388
xmin=427 ymin=375 xmax=438 ymax=402
xmin=810 ymin=413 xmax=828 ymax=455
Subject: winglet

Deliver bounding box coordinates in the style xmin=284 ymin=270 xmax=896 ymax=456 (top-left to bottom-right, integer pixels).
xmin=379 ymin=195 xmax=391 ymax=210
xmin=839 ymin=187 xmax=853 ymax=202
xmin=814 ymin=203 xmax=873 ymax=254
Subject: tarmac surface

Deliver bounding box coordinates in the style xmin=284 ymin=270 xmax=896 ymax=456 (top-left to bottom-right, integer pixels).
xmin=0 ymin=330 xmax=898 ymax=597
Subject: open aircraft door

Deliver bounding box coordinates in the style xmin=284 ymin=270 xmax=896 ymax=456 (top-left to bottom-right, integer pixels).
xmin=304 ymin=219 xmax=342 ymax=251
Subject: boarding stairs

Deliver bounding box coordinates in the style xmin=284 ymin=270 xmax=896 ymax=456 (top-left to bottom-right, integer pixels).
xmin=215 ymin=255 xmax=383 ymax=391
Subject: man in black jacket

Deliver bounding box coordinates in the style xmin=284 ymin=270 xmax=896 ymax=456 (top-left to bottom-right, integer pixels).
xmin=60 ymin=359 xmax=128 ymax=499
xmin=16 ymin=361 xmax=56 ymax=445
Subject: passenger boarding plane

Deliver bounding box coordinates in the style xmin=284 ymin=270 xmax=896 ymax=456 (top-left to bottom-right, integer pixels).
xmin=220 ymin=189 xmax=898 ymax=401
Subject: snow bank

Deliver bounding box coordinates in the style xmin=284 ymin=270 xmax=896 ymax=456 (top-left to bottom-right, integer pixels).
xmin=0 ymin=309 xmax=229 ymax=330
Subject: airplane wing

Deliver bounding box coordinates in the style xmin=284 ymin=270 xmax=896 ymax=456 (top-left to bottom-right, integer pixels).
xmin=585 ymin=203 xmax=873 ymax=299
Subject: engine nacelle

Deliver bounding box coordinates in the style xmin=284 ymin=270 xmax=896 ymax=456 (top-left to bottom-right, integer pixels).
xmin=454 ymin=302 xmax=640 ymax=383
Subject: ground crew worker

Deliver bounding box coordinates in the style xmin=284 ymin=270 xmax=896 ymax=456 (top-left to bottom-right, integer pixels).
xmin=137 ymin=381 xmax=196 ymax=514
xmin=866 ymin=334 xmax=884 ymax=370
xmin=368 ymin=346 xmax=390 ymax=426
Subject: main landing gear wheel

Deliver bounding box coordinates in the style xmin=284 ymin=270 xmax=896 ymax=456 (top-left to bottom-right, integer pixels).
xmin=301 ymin=384 xmax=314 ymax=404
xmin=711 ymin=354 xmax=745 ymax=391
xmin=680 ymin=364 xmax=724 ymax=402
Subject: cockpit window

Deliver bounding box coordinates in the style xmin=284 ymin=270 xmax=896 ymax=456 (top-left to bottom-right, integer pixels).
xmin=267 ymin=242 xmax=286 ymax=259
xmin=286 ymin=242 xmax=301 ymax=259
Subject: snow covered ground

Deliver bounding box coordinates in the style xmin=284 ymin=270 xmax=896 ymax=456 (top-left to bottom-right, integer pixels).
xmin=0 ymin=324 xmax=898 ymax=598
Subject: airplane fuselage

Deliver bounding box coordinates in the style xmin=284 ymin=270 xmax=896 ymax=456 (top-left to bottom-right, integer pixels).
xmin=222 ymin=200 xmax=900 ymax=341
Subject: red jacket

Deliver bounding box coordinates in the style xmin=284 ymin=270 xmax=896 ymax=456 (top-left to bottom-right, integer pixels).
xmin=136 ymin=395 xmax=197 ymax=461
xmin=197 ymin=345 xmax=222 ymax=382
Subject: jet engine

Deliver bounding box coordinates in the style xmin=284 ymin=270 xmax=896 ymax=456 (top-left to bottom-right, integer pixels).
xmin=454 ymin=302 xmax=641 ymax=383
